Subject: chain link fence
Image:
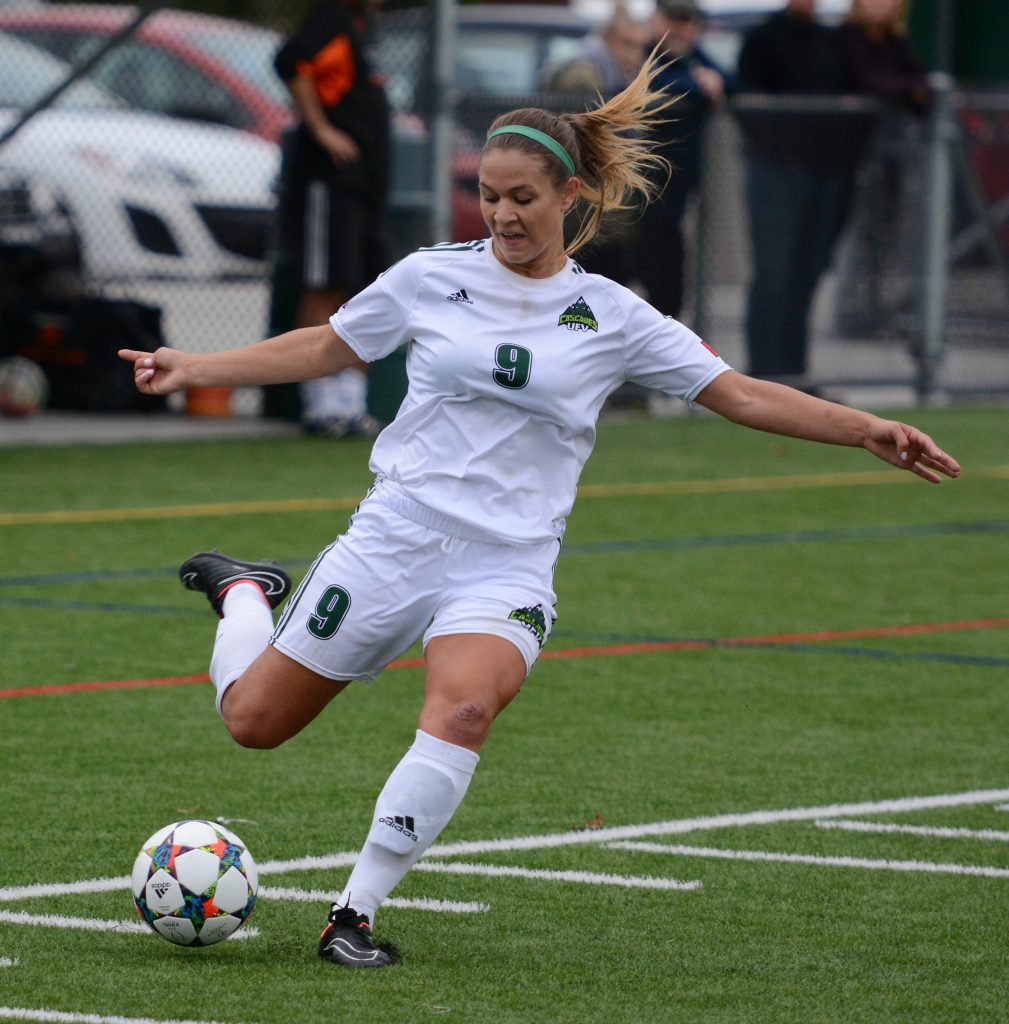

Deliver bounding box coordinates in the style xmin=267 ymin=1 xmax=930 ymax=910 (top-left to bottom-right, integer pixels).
xmin=687 ymin=86 xmax=1009 ymax=402
xmin=0 ymin=3 xmax=1006 ymax=413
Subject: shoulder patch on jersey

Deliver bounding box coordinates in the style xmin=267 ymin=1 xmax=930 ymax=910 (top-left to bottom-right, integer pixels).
xmin=558 ymin=295 xmax=598 ymax=333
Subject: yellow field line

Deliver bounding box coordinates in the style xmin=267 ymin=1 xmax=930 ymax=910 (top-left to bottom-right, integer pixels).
xmin=0 ymin=496 xmax=362 ymax=527
xmin=579 ymin=463 xmax=1009 ymax=497
xmin=2 ymin=465 xmax=1006 ymax=528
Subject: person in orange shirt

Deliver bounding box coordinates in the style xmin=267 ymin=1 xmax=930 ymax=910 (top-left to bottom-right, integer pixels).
xmin=274 ymin=0 xmax=390 ymax=437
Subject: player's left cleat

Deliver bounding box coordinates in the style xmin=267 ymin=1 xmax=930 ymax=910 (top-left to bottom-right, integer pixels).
xmin=318 ymin=903 xmax=393 ymax=968
xmin=179 ymin=550 xmax=291 ymax=617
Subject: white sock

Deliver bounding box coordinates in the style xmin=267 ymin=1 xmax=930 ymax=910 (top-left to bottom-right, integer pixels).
xmin=209 ymin=583 xmax=274 ymax=716
xmin=340 ymin=729 xmax=480 ymax=923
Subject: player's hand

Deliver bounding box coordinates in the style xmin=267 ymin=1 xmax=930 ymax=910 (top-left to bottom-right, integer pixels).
xmin=863 ymin=418 xmax=961 ymax=483
xmin=118 ymin=346 xmax=191 ymax=396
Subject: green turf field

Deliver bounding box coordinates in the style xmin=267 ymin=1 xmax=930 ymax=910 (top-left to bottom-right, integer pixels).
xmin=1 ymin=406 xmax=1007 ymax=1024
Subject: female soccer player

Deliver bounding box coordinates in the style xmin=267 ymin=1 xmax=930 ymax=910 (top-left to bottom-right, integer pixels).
xmin=119 ymin=50 xmax=960 ymax=968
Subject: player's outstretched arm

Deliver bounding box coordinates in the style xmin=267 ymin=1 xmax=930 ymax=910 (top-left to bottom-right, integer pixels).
xmin=118 ymin=324 xmax=362 ymax=396
xmin=694 ymin=371 xmax=961 ymax=484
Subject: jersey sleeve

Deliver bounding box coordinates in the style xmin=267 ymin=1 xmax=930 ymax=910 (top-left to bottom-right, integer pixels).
xmin=623 ymin=299 xmax=732 ymax=402
xmin=329 ymin=253 xmax=419 ymax=363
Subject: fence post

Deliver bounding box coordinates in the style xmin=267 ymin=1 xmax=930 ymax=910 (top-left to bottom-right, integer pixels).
xmin=691 ymin=108 xmax=714 ymax=343
xmin=429 ymin=0 xmax=458 ymax=245
xmin=917 ymin=72 xmax=956 ymax=402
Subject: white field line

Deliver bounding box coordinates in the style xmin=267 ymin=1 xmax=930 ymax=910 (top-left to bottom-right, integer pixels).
xmin=412 ymin=860 xmax=701 ymax=890
xmin=0 ymin=958 xmax=19 ymax=967
xmin=255 ymin=853 xmax=357 ymax=873
xmin=609 ymin=841 xmax=1009 ymax=879
xmin=816 ymin=819 xmax=1009 ymax=842
xmin=0 ymin=910 xmax=145 ymax=934
xmin=0 ymin=910 xmax=259 ymax=940
xmin=2 ymin=788 xmax=1006 ymax=906
xmin=0 ymin=878 xmax=129 ymax=902
xmin=422 ymin=787 xmax=1009 ymax=859
xmin=0 ymin=1009 xmax=239 ymax=1024
xmin=259 ymin=886 xmax=489 ymax=913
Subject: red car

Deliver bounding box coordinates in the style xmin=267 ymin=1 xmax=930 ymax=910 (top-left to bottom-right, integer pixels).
xmin=0 ymin=4 xmax=294 ymax=143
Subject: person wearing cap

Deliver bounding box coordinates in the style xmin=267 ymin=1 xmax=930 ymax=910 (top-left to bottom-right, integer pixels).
xmin=542 ymin=8 xmax=650 ymax=96
xmin=634 ymin=0 xmax=736 ymax=320
xmin=119 ymin=42 xmax=961 ymax=970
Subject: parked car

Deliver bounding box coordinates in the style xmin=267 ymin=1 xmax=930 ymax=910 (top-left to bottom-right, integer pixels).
xmin=0 ymin=31 xmax=279 ymax=282
xmin=378 ymin=4 xmax=591 ymax=116
xmin=0 ymin=3 xmax=484 ymax=246
xmin=377 ymin=4 xmax=594 ymax=241
xmin=0 ymin=4 xmax=294 ymax=142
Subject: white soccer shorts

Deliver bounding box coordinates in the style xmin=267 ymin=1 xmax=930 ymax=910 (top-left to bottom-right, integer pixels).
xmin=270 ymin=484 xmax=558 ymax=681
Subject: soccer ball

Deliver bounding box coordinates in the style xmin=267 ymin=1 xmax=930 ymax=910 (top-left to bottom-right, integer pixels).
xmin=131 ymin=819 xmax=258 ymax=947
xmin=0 ymin=356 xmax=48 ymax=417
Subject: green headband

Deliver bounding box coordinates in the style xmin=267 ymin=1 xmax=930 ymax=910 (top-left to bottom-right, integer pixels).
xmin=486 ymin=125 xmax=577 ymax=177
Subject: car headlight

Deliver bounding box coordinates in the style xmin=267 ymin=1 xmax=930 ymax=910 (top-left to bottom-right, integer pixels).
xmin=71 ymin=145 xmax=202 ymax=189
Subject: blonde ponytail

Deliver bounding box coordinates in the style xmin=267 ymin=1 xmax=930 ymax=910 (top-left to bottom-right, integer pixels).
xmin=484 ymin=46 xmax=677 ymax=255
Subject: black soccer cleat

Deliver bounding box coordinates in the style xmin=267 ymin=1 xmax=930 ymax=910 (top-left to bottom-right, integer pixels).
xmin=318 ymin=903 xmax=393 ymax=968
xmin=179 ymin=551 xmax=291 ymax=617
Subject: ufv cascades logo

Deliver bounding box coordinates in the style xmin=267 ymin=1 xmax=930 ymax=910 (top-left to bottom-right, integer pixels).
xmin=508 ymin=605 xmax=551 ymax=648
xmin=558 ymin=296 xmax=598 ymax=332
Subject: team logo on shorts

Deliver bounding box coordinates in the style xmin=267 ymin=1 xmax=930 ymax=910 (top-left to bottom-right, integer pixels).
xmin=557 ymin=296 xmax=598 ymax=333
xmin=508 ymin=604 xmax=551 ymax=648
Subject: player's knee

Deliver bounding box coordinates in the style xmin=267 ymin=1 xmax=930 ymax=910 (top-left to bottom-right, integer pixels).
xmin=223 ymin=706 xmax=285 ymax=750
xmin=442 ymin=700 xmax=493 ymax=747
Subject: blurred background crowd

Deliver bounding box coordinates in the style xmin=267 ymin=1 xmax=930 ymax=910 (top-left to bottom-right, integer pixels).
xmin=0 ymin=0 xmax=1006 ymax=427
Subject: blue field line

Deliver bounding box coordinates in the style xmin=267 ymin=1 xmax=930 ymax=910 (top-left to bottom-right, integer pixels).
xmin=551 ymin=630 xmax=1009 ymax=669
xmin=0 ymin=560 xmax=311 ymax=589
xmin=0 ymin=519 xmax=1005 ymax=590
xmin=0 ymin=565 xmax=182 ymax=587
xmin=560 ymin=519 xmax=1009 ymax=556
xmin=752 ymin=642 xmax=1009 ymax=669
xmin=0 ymin=595 xmax=204 ymax=616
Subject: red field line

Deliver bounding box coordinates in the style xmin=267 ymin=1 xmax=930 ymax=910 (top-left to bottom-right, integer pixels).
xmin=540 ymin=618 xmax=1009 ymax=661
xmin=4 ymin=618 xmax=1008 ymax=699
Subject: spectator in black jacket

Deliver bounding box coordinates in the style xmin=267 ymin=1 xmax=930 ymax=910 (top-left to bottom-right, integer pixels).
xmin=835 ymin=0 xmax=931 ymax=321
xmin=736 ymin=0 xmax=860 ymax=389
xmin=635 ymin=0 xmax=736 ymax=320
xmin=274 ymin=0 xmax=390 ymax=437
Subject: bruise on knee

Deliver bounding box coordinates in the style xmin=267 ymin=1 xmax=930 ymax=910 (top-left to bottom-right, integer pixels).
xmin=455 ymin=701 xmax=485 ymax=723
xmin=432 ymin=700 xmax=491 ymax=749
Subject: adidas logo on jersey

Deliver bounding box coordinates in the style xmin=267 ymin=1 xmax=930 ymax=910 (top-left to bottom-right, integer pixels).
xmin=446 ymin=288 xmax=473 ymax=304
xmin=558 ymin=296 xmax=598 ymax=332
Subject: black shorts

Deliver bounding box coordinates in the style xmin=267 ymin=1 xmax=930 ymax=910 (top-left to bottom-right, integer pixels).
xmin=278 ymin=175 xmax=388 ymax=294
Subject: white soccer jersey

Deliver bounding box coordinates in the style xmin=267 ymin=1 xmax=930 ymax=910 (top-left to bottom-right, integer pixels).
xmin=331 ymin=238 xmax=731 ymax=545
